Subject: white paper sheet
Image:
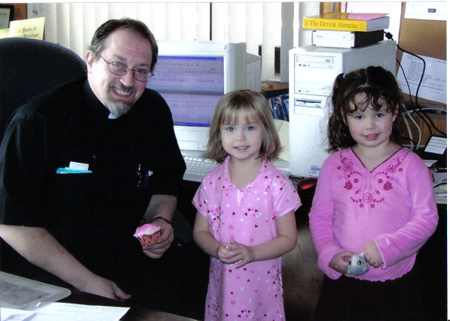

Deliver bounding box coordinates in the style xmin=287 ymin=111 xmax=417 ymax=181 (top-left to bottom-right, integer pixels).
xmin=396 ymin=53 xmax=447 ymax=104
xmin=405 ymin=2 xmax=447 ymax=21
xmin=27 ymin=302 xmax=129 ymax=321
xmin=424 ymin=136 xmax=447 ymax=155
xmin=1 ymin=307 xmax=36 ymax=321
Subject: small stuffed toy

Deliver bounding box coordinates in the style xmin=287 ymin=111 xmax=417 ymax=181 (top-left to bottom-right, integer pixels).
xmin=347 ymin=252 xmax=369 ymax=275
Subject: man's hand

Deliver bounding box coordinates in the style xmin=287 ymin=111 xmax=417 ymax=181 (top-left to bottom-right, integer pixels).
xmin=142 ymin=219 xmax=174 ymax=259
xmin=0 ymin=225 xmax=130 ymax=300
xmin=141 ymin=195 xmax=177 ymax=259
xmin=78 ymin=274 xmax=131 ymax=300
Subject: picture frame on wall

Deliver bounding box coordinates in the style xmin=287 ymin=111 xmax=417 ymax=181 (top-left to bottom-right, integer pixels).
xmin=0 ymin=4 xmax=14 ymax=29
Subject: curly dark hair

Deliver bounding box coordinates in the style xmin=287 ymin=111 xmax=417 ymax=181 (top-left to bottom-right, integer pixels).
xmin=89 ymin=18 xmax=158 ymax=73
xmin=327 ymin=66 xmax=405 ymax=152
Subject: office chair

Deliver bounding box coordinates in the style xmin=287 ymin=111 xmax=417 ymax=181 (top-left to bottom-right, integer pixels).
xmin=0 ymin=37 xmax=86 ymax=144
xmin=0 ymin=37 xmax=86 ymax=272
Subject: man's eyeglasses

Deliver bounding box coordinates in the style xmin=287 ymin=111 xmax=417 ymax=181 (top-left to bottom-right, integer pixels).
xmin=99 ymin=55 xmax=154 ymax=82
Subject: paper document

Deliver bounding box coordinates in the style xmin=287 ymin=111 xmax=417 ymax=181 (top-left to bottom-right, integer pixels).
xmin=8 ymin=17 xmax=45 ymax=40
xmin=26 ymin=302 xmax=130 ymax=321
xmin=396 ymin=53 xmax=447 ymax=104
xmin=424 ymin=136 xmax=447 ymax=155
xmin=405 ymin=2 xmax=447 ymax=21
xmin=0 ymin=307 xmax=36 ymax=321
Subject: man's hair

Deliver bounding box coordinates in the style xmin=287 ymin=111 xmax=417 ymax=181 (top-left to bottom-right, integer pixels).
xmin=207 ymin=89 xmax=281 ymax=163
xmin=89 ymin=18 xmax=158 ymax=72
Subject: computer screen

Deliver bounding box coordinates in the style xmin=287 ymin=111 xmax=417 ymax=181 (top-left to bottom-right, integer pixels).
xmin=147 ymin=41 xmax=261 ymax=155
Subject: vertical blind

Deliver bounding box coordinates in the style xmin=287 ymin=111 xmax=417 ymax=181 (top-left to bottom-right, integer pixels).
xmin=42 ymin=2 xmax=320 ymax=82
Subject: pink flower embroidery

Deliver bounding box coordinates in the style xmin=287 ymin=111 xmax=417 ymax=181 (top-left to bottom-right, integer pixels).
xmin=344 ymin=181 xmax=353 ymax=190
xmin=363 ymin=193 xmax=373 ymax=203
xmin=342 ymin=158 xmax=354 ymax=172
xmin=386 ymin=163 xmax=397 ymax=173
xmin=383 ymin=181 xmax=393 ymax=190
xmin=337 ymin=150 xmax=409 ymax=209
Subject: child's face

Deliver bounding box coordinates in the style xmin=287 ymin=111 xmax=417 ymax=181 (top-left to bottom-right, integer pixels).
xmin=220 ymin=110 xmax=263 ymax=162
xmin=346 ymin=93 xmax=397 ymax=150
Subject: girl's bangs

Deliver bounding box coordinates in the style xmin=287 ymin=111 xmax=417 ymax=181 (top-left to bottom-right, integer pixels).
xmin=221 ymin=104 xmax=260 ymax=125
xmin=346 ymin=88 xmax=390 ymax=113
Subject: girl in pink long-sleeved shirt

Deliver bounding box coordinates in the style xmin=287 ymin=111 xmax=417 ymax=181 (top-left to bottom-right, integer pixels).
xmin=193 ymin=89 xmax=301 ymax=321
xmin=309 ymin=66 xmax=438 ymax=320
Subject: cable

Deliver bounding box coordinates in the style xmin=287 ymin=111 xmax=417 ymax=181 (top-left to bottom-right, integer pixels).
xmin=396 ymin=58 xmax=415 ymax=107
xmin=396 ymin=52 xmax=433 ymax=141
xmin=385 ymin=31 xmax=446 ymax=138
xmin=407 ymin=104 xmax=446 ymax=137
xmin=405 ymin=109 xmax=422 ymax=148
xmin=401 ymin=111 xmax=415 ymax=150
xmin=396 ymin=43 xmax=446 ymax=136
xmin=397 ymin=45 xmax=426 ymax=108
xmin=416 ymin=106 xmax=447 ymax=113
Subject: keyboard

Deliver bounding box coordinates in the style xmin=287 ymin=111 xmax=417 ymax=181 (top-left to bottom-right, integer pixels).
xmin=182 ymin=153 xmax=291 ymax=183
xmin=183 ymin=155 xmax=219 ymax=182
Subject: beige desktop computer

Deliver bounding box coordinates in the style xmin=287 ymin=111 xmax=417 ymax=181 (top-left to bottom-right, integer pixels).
xmin=288 ymin=41 xmax=397 ymax=177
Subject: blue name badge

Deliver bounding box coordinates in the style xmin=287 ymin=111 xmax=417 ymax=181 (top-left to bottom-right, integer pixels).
xmin=56 ymin=168 xmax=92 ymax=174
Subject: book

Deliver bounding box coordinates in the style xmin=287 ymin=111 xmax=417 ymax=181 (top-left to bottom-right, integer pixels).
xmin=312 ymin=30 xmax=384 ymax=48
xmin=303 ymin=13 xmax=389 ymax=32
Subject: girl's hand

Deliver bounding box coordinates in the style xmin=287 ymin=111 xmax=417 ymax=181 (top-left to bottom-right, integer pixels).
xmin=231 ymin=238 xmax=254 ymax=268
xmin=218 ymin=243 xmax=233 ymax=263
xmin=363 ymin=241 xmax=383 ymax=268
xmin=329 ymin=251 xmax=354 ymax=274
xmin=219 ymin=238 xmax=254 ymax=268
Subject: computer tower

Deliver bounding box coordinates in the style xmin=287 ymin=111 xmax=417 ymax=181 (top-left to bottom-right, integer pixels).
xmin=288 ymin=41 xmax=397 ymax=177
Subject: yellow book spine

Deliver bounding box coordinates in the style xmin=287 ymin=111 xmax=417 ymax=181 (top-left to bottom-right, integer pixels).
xmin=303 ymin=18 xmax=367 ymax=32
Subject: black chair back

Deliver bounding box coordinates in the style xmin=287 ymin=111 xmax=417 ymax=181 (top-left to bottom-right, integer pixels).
xmin=0 ymin=37 xmax=86 ymax=144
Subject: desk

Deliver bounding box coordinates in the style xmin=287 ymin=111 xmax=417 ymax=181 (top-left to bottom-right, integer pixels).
xmin=60 ymin=289 xmax=198 ymax=321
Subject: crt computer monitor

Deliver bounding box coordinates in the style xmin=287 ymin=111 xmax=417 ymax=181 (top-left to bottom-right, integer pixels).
xmin=147 ymin=41 xmax=261 ymax=156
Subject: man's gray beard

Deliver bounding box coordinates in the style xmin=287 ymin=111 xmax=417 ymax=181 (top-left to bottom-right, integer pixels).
xmin=105 ymin=100 xmax=134 ymax=118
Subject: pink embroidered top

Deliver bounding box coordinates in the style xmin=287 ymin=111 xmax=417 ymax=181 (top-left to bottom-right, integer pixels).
xmin=309 ymin=147 xmax=438 ymax=281
xmin=193 ymin=156 xmax=301 ymax=320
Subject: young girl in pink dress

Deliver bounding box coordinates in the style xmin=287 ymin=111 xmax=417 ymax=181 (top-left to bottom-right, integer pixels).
xmin=309 ymin=66 xmax=438 ymax=320
xmin=193 ymin=89 xmax=301 ymax=321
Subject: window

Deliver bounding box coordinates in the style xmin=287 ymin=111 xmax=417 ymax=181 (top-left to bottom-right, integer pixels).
xmin=41 ymin=2 xmax=321 ymax=82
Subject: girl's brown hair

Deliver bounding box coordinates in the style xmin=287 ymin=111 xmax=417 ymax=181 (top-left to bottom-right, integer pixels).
xmin=207 ymin=89 xmax=281 ymax=163
xmin=328 ymin=66 xmax=405 ymax=152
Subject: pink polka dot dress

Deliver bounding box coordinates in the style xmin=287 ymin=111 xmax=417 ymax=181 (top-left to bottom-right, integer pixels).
xmin=192 ymin=156 xmax=301 ymax=320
